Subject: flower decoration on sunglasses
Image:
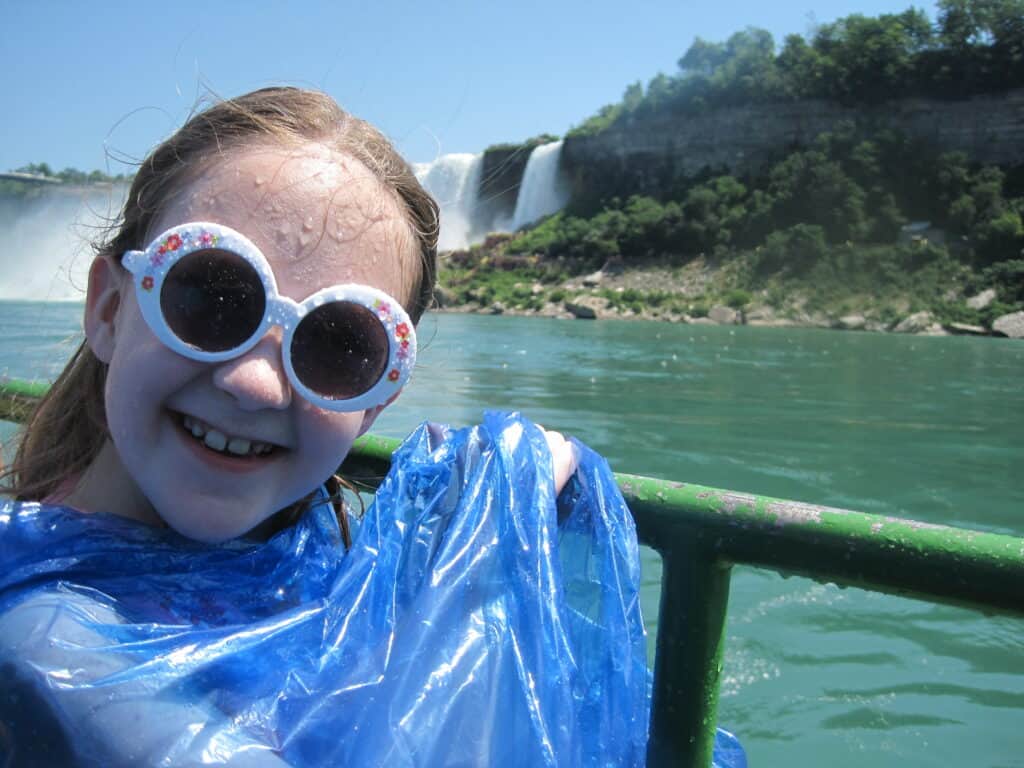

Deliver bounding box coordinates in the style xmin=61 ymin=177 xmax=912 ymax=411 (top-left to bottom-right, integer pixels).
xmin=121 ymin=221 xmax=416 ymax=413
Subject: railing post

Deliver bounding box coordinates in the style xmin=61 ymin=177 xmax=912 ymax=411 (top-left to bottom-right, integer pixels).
xmin=647 ymin=542 xmax=732 ymax=768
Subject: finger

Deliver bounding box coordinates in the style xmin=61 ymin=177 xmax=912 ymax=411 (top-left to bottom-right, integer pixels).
xmin=541 ymin=428 xmax=578 ymax=495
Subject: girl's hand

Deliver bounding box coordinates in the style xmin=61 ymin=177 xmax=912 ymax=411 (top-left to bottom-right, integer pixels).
xmin=540 ymin=428 xmax=579 ymax=495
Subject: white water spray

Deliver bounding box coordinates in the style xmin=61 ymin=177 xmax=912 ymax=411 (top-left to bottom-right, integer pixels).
xmin=414 ymin=153 xmax=484 ymax=252
xmin=511 ymin=141 xmax=570 ymax=230
xmin=0 ymin=185 xmax=127 ymax=301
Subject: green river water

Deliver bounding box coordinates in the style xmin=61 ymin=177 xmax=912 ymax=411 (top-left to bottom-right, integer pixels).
xmin=2 ymin=302 xmax=1022 ymax=766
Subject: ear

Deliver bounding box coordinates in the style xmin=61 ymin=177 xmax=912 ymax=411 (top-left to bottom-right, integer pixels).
xmin=83 ymin=255 xmax=126 ymax=364
xmin=357 ymin=389 xmax=403 ymax=437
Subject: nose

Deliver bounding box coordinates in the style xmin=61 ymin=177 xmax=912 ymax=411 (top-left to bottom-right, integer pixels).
xmin=211 ymin=330 xmax=292 ymax=411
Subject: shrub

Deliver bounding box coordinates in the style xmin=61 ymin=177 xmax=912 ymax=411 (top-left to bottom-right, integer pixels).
xmin=983 ymin=259 xmax=1024 ymax=304
xmin=724 ymin=289 xmax=753 ymax=309
xmin=757 ymin=224 xmax=829 ymax=276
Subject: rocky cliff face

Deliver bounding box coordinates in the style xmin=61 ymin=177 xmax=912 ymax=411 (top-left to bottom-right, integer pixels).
xmin=559 ymin=89 xmax=1024 ymax=202
xmin=477 ymin=146 xmax=534 ymax=228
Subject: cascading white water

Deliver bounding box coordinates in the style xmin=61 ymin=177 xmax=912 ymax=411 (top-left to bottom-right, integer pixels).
xmin=511 ymin=141 xmax=570 ymax=231
xmin=0 ymin=185 xmax=127 ymax=301
xmin=414 ymin=153 xmax=484 ymax=252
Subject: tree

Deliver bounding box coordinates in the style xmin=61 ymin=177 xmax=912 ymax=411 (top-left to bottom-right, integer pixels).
xmin=937 ymin=0 xmax=985 ymax=50
xmin=758 ymin=224 xmax=829 ymax=276
xmin=766 ymin=150 xmax=869 ymax=242
xmin=812 ymin=11 xmax=933 ymax=102
xmin=644 ymin=73 xmax=674 ymax=112
xmin=16 ymin=162 xmax=54 ymax=178
xmin=777 ymin=34 xmax=826 ymax=98
xmin=622 ymin=82 xmax=644 ymax=113
xmin=678 ymin=37 xmax=729 ymax=76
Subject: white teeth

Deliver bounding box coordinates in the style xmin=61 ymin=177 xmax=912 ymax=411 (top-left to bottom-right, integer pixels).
xmin=179 ymin=413 xmax=275 ymax=457
xmin=203 ymin=429 xmax=228 ymax=452
xmin=227 ymin=437 xmax=252 ymax=455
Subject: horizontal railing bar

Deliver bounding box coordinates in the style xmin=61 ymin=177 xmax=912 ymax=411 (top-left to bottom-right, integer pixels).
xmin=0 ymin=378 xmax=48 ymax=425
xmin=343 ymin=437 xmax=1024 ymax=618
xmin=619 ymin=472 xmax=1024 ymax=618
xmin=5 ymin=381 xmax=1023 ymax=620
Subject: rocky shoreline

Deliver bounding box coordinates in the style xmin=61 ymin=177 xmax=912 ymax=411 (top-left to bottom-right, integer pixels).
xmin=434 ymin=298 xmax=1024 ymax=338
xmin=435 ymin=264 xmax=1024 ymax=339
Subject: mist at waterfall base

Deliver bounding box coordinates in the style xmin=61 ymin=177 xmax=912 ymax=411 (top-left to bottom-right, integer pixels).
xmin=414 ymin=140 xmax=569 ymax=251
xmin=0 ymin=186 xmax=127 ymax=301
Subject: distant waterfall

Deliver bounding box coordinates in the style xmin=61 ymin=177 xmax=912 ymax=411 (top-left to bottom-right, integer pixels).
xmin=414 ymin=153 xmax=484 ymax=252
xmin=0 ymin=185 xmax=127 ymax=301
xmin=512 ymin=141 xmax=570 ymax=230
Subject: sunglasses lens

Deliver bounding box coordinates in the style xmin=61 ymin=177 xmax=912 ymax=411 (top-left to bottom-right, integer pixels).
xmin=291 ymin=302 xmax=389 ymax=400
xmin=161 ymin=250 xmax=266 ymax=352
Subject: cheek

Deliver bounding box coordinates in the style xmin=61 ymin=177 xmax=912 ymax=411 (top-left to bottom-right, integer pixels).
xmin=296 ymin=406 xmax=364 ymax=467
xmin=104 ymin=332 xmax=202 ymax=432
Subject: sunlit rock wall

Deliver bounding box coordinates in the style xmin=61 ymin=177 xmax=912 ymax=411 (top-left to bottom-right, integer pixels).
xmin=561 ymin=88 xmax=1024 ymax=204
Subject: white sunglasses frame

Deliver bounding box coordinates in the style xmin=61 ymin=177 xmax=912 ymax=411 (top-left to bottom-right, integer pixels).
xmin=122 ymin=221 xmax=416 ymax=412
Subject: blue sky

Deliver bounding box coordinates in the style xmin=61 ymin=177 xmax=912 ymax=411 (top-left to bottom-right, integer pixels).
xmin=2 ymin=0 xmax=938 ymax=172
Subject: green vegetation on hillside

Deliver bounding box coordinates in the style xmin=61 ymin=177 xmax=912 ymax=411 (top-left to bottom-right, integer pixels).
xmin=569 ymin=0 xmax=1024 ymax=137
xmin=487 ymin=121 xmax=1023 ymax=326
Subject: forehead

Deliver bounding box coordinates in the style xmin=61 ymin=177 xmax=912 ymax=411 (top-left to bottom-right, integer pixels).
xmin=150 ymin=144 xmax=417 ymax=303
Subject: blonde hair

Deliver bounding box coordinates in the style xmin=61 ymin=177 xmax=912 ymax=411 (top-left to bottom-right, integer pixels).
xmin=2 ymin=87 xmax=439 ymax=543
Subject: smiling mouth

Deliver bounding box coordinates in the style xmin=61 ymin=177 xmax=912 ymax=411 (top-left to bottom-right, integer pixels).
xmin=174 ymin=412 xmax=280 ymax=458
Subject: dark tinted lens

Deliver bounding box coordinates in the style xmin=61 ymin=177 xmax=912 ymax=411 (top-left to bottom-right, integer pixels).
xmin=160 ymin=250 xmax=266 ymax=352
xmin=291 ymin=302 xmax=388 ymax=400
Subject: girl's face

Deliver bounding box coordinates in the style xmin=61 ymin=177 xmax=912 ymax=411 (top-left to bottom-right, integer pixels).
xmin=83 ymin=143 xmax=418 ymax=542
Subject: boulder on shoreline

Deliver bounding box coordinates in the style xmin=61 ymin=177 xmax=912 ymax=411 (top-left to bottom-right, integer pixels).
xmin=565 ymin=296 xmax=610 ymax=319
xmin=745 ymin=306 xmax=801 ymax=327
xmin=894 ymin=311 xmax=947 ymax=335
xmin=992 ymin=311 xmax=1024 ymax=338
xmin=966 ymin=288 xmax=997 ymax=310
xmin=836 ymin=314 xmax=867 ymax=331
xmin=708 ymin=305 xmax=739 ymax=325
xmin=946 ymin=322 xmax=988 ymax=336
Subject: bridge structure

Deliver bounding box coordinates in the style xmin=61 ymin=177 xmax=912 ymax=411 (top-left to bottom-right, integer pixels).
xmin=0 ymin=172 xmax=62 ymax=185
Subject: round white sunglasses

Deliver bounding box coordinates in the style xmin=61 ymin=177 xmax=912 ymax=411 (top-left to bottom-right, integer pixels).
xmin=122 ymin=222 xmax=416 ymax=412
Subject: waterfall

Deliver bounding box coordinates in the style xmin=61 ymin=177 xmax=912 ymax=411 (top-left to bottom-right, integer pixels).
xmin=511 ymin=141 xmax=570 ymax=231
xmin=414 ymin=153 xmax=484 ymax=252
xmin=0 ymin=185 xmax=127 ymax=301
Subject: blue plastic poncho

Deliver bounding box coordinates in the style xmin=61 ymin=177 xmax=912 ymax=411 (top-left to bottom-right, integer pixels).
xmin=0 ymin=413 xmax=744 ymax=767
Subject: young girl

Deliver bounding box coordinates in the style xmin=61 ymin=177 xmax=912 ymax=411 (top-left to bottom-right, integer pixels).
xmin=0 ymin=88 xmax=743 ymax=767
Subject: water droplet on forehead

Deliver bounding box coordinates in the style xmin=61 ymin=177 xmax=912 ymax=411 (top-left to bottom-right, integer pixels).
xmin=254 ymin=177 xmax=265 ymax=188
xmin=302 ymin=217 xmax=314 ymax=232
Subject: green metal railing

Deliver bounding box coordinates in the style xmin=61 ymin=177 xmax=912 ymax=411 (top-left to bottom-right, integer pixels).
xmin=3 ymin=378 xmax=1023 ymax=767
